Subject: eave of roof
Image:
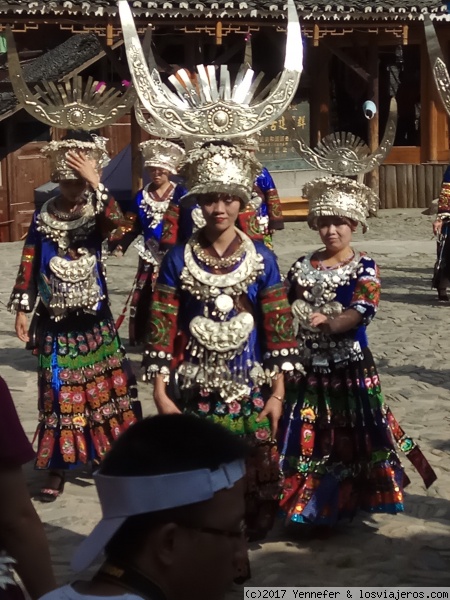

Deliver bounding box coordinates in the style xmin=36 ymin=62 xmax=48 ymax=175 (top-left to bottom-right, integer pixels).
xmin=0 ymin=1 xmax=448 ymax=20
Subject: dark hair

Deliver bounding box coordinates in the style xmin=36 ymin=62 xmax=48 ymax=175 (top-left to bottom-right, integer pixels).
xmin=103 ymin=413 xmax=248 ymax=563
xmin=62 ymin=129 xmax=96 ymax=143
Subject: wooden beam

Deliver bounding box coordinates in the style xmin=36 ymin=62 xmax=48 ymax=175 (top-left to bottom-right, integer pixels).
xmin=106 ymin=19 xmax=114 ymax=47
xmin=366 ymin=43 xmax=379 ymax=196
xmin=216 ymin=21 xmax=223 ymax=46
xmin=310 ymin=45 xmax=330 ymax=147
xmin=322 ymin=40 xmax=370 ymax=82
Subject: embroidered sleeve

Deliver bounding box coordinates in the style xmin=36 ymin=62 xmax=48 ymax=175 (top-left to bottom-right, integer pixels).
xmin=142 ymin=251 xmax=181 ymax=381
xmin=258 ymin=247 xmax=303 ymax=376
xmin=348 ymin=256 xmax=381 ymax=325
xmin=237 ymin=208 xmax=264 ymax=241
xmin=257 ymin=168 xmax=284 ymax=231
xmin=95 ymin=184 xmax=134 ymax=242
xmin=8 ymin=213 xmax=40 ymax=314
xmin=160 ymin=185 xmax=186 ymax=251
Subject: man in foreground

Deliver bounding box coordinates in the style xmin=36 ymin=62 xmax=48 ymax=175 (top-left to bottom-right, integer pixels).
xmin=40 ymin=413 xmax=248 ymax=600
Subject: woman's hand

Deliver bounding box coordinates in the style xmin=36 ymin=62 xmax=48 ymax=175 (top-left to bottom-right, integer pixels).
xmin=257 ymin=396 xmax=283 ymax=439
xmin=66 ymin=151 xmax=100 ymax=190
xmin=433 ymin=219 xmax=443 ymax=236
xmin=15 ymin=312 xmax=29 ymax=343
xmin=309 ymin=312 xmax=330 ymax=332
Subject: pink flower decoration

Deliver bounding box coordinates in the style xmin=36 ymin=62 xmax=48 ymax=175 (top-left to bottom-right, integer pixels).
xmin=228 ymin=401 xmax=241 ymax=414
xmin=198 ymin=402 xmax=210 ymax=413
xmin=255 ymin=429 xmax=269 ymax=441
xmin=253 ymin=397 xmax=265 ymax=408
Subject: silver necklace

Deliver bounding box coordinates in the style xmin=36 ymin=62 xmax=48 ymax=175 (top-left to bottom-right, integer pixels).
xmin=141 ymin=185 xmax=172 ymax=227
xmin=180 ymin=228 xmax=265 ymax=306
xmin=290 ymin=250 xmax=362 ymax=307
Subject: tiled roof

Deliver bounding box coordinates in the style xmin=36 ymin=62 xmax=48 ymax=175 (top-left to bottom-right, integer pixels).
xmin=0 ymin=33 xmax=102 ymax=117
xmin=0 ymin=0 xmax=448 ymax=20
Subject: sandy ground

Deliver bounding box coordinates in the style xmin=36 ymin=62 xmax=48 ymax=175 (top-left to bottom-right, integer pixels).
xmin=1 ymin=208 xmax=450 ymax=591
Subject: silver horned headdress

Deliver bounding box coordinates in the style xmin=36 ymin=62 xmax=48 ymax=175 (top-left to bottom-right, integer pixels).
xmin=290 ymin=97 xmax=398 ymax=176
xmin=180 ymin=144 xmax=262 ymax=206
xmin=304 ymin=176 xmax=379 ymax=233
xmin=424 ymin=16 xmax=450 ymax=118
xmin=139 ymin=139 xmax=185 ymax=174
xmin=6 ymin=27 xmax=136 ymax=130
xmin=118 ymin=0 xmax=302 ymax=140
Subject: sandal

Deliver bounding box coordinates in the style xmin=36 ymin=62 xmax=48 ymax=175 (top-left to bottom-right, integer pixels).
xmin=38 ymin=471 xmax=65 ymax=503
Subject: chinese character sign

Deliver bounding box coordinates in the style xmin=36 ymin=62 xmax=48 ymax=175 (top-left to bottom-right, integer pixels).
xmin=256 ymin=101 xmax=311 ymax=171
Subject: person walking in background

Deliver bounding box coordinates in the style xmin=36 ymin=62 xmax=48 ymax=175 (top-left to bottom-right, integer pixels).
xmin=109 ymin=140 xmax=186 ymax=346
xmin=432 ymin=165 xmax=450 ymax=301
xmin=8 ymin=131 xmax=141 ymax=502
xmin=0 ymin=375 xmax=56 ymax=599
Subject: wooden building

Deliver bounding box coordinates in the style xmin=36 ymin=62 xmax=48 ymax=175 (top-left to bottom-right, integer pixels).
xmin=0 ymin=0 xmax=450 ymax=240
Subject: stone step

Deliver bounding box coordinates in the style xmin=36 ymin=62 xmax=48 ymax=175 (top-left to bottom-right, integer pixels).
xmin=280 ymin=196 xmax=309 ymax=220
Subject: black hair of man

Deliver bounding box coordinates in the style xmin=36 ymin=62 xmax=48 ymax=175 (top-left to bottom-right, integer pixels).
xmin=103 ymin=413 xmax=248 ymax=564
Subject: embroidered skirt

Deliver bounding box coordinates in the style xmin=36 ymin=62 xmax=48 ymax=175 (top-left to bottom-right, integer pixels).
xmin=179 ymin=389 xmax=281 ymax=542
xmin=33 ymin=306 xmax=141 ymax=470
xmin=278 ymin=347 xmax=436 ymax=526
xmin=128 ymin=259 xmax=157 ymax=346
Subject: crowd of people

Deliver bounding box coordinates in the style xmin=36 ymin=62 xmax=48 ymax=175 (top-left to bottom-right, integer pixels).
xmin=1 ymin=124 xmax=438 ymax=600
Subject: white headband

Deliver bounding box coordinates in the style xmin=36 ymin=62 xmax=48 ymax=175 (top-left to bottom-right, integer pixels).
xmin=71 ymin=459 xmax=245 ymax=572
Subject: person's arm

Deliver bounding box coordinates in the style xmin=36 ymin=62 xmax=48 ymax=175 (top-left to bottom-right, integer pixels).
xmin=257 ymin=168 xmax=284 ymax=232
xmin=256 ymin=246 xmax=303 ymax=437
xmin=142 ymin=250 xmax=182 ymax=413
xmin=0 ymin=466 xmax=56 ymax=599
xmin=8 ymin=214 xmax=40 ymax=343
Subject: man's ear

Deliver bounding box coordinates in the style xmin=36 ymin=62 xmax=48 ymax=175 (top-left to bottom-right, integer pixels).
xmin=142 ymin=522 xmax=179 ymax=568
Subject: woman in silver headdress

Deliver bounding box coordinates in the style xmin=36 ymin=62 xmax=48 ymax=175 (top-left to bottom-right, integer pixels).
xmin=109 ymin=139 xmax=186 ymax=345
xmin=8 ymin=131 xmax=141 ymax=502
xmin=278 ymin=176 xmax=436 ymax=527
xmin=143 ymin=142 xmax=303 ymax=544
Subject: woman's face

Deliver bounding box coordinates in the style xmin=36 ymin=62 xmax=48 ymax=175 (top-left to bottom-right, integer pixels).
xmin=199 ymin=193 xmax=242 ymax=233
xmin=59 ymin=178 xmax=87 ymax=203
xmin=317 ymin=216 xmax=356 ymax=252
xmin=149 ymin=167 xmax=170 ymax=187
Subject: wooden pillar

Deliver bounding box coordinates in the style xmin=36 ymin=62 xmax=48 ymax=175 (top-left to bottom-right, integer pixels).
xmin=310 ymin=45 xmax=330 ymax=147
xmin=131 ymin=108 xmax=142 ymax=195
xmin=367 ymin=43 xmax=379 ymax=196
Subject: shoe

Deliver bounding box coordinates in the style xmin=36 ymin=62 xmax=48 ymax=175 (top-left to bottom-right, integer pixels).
xmin=38 ymin=471 xmax=65 ymax=503
xmin=438 ymin=293 xmax=449 ymax=302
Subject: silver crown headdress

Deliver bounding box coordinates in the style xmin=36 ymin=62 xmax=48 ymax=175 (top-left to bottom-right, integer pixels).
xmin=118 ymin=0 xmax=302 ymax=140
xmin=290 ymin=97 xmax=398 ymax=177
xmin=42 ymin=140 xmax=107 ymax=182
xmin=6 ymin=27 xmax=136 ymax=130
xmin=139 ymin=139 xmax=185 ymax=174
xmin=180 ymin=144 xmax=262 ymax=206
xmin=304 ymin=176 xmax=379 ymax=233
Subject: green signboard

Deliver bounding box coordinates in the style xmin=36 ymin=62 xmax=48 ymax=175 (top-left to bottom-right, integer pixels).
xmin=256 ymin=101 xmax=311 ymax=171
